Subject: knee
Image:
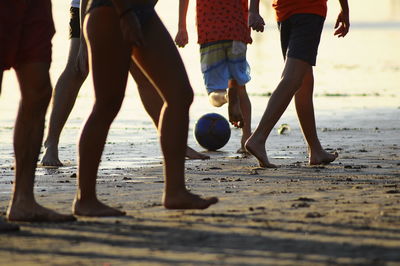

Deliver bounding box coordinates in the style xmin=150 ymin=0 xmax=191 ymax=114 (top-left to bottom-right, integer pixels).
xmin=64 ymin=61 xmax=88 ymax=81
xmin=93 ymin=95 xmax=124 ymax=121
xmin=164 ymin=83 xmax=193 ymax=110
xmin=21 ymin=83 xmax=52 ymax=113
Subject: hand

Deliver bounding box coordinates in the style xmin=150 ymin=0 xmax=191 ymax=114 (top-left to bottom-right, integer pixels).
xmin=175 ymin=29 xmax=188 ymax=48
xmin=248 ymin=12 xmax=265 ymax=32
xmin=75 ymin=39 xmax=89 ymax=76
xmin=334 ymin=10 xmax=350 ymax=37
xmin=119 ymin=10 xmax=144 ymax=47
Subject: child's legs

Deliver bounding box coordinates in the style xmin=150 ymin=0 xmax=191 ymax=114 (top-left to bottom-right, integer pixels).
xmin=246 ymin=14 xmax=325 ymax=167
xmin=245 ymin=57 xmax=308 ymax=168
xmin=77 ymin=7 xmax=130 ymax=202
xmin=294 ymin=67 xmax=321 ymax=150
xmin=229 ymin=81 xmax=252 ymax=147
xmin=227 ymin=44 xmax=251 ymax=129
xmin=255 ymin=57 xmax=308 ymax=141
xmin=295 ymin=68 xmax=338 ymax=164
xmin=200 ymin=42 xmax=230 ymax=107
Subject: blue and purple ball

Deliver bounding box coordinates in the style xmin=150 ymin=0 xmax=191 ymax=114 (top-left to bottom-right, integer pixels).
xmin=194 ymin=113 xmax=231 ymax=151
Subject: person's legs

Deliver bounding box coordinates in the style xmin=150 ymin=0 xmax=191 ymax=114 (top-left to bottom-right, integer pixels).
xmin=201 ymin=41 xmax=243 ymax=127
xmin=7 ymin=62 xmax=75 ymax=222
xmin=41 ymin=38 xmax=88 ymax=166
xmin=129 ymin=63 xmax=209 ymax=160
xmin=294 ymin=68 xmax=338 ymax=165
xmin=245 ymin=57 xmax=309 ymax=168
xmin=131 ymin=13 xmax=217 ymax=209
xmin=227 ymin=86 xmax=243 ymax=128
xmin=73 ymin=7 xmax=129 ymax=216
xmin=226 ymin=42 xmax=251 ymax=129
xmin=234 ymin=83 xmax=252 ymax=153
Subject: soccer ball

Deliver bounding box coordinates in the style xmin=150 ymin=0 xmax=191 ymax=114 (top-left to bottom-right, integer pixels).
xmin=194 ymin=113 xmax=231 ymax=151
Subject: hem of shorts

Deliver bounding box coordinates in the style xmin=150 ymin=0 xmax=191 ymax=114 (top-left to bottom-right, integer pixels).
xmin=13 ymin=58 xmax=52 ymax=70
xmin=286 ymin=55 xmax=316 ymax=66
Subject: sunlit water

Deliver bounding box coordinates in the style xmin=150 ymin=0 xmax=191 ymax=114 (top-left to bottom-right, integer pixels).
xmin=0 ymin=0 xmax=399 ymax=171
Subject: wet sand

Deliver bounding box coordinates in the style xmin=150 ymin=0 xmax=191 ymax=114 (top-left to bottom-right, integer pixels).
xmin=1 ymin=107 xmax=399 ymax=265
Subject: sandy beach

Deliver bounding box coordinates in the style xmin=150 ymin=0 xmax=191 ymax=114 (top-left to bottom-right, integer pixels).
xmin=1 ymin=0 xmax=400 ymax=265
xmin=1 ymin=106 xmax=399 ymax=265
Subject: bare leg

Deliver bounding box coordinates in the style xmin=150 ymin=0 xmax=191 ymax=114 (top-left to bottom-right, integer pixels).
xmin=227 ymin=84 xmax=244 ymax=128
xmin=131 ymin=13 xmax=217 ymax=209
xmin=245 ymin=58 xmax=309 ymax=168
xmin=295 ymin=68 xmax=338 ymax=165
xmin=129 ymin=64 xmax=209 ymax=160
xmin=231 ymin=82 xmax=251 ymax=153
xmin=42 ymin=38 xmax=88 ymax=166
xmin=73 ymin=7 xmax=129 ymax=217
xmin=7 ymin=62 xmax=75 ymax=222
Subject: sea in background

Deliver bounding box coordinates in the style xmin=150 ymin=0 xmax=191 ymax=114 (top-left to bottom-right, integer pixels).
xmin=0 ymin=0 xmax=399 ymax=173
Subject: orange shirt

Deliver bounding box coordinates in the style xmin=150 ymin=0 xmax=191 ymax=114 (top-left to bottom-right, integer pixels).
xmin=196 ymin=0 xmax=252 ymax=45
xmin=272 ymin=0 xmax=327 ymax=22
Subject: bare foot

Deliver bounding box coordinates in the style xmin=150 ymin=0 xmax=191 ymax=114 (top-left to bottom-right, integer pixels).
xmin=7 ymin=200 xmax=75 ymax=222
xmin=228 ymin=88 xmax=244 ymax=128
xmin=163 ymin=191 xmax=218 ymax=210
xmin=309 ymin=149 xmax=338 ymax=165
xmin=41 ymin=144 xmax=63 ymax=167
xmin=186 ymin=146 xmax=210 ymax=160
xmin=0 ymin=220 xmax=19 ymax=232
xmin=208 ymin=90 xmax=228 ymax=107
xmin=245 ymin=138 xmax=278 ymax=168
xmin=73 ymin=197 xmax=126 ymax=217
xmin=237 ymin=133 xmax=251 ymax=154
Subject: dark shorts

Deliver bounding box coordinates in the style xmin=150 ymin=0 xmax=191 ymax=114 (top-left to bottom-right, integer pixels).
xmin=278 ymin=13 xmax=325 ymax=66
xmin=69 ymin=7 xmax=81 ymax=39
xmin=87 ymin=0 xmax=156 ymax=26
xmin=0 ymin=0 xmax=55 ymax=71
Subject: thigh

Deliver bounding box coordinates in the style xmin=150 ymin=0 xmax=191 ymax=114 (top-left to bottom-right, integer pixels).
xmin=17 ymin=0 xmax=55 ymax=68
xmin=85 ymin=7 xmax=130 ymax=102
xmin=131 ymin=13 xmax=193 ymax=102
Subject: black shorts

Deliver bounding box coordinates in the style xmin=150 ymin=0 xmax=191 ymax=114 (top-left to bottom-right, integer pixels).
xmin=87 ymin=0 xmax=156 ymax=27
xmin=278 ymin=13 xmax=325 ymax=66
xmin=69 ymin=7 xmax=80 ymax=39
